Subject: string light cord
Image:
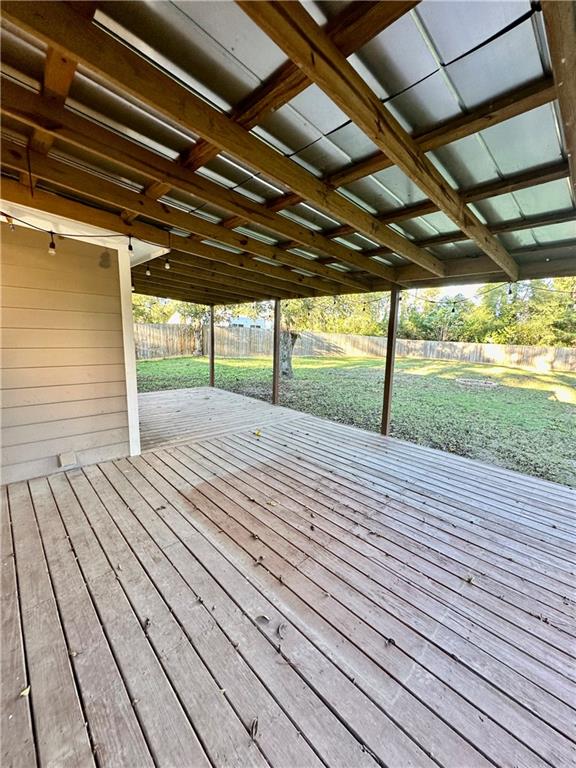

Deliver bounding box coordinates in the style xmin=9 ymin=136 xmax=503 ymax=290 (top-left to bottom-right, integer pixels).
xmin=2 ymin=212 xmax=573 ymax=302
xmin=1 ymin=211 xmax=125 ymax=239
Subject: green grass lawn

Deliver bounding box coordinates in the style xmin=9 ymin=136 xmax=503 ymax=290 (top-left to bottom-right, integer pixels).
xmin=137 ymin=355 xmax=576 ymax=487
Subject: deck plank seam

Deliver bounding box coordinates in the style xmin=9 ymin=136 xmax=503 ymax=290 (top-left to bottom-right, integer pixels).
xmin=260 ymin=426 xmax=576 ymax=591
xmin=3 ymin=486 xmax=38 ymax=766
xmin=220 ymin=430 xmax=576 ymax=626
xmin=142 ymin=449 xmax=562 ymax=768
xmin=192 ymin=438 xmax=576 ymax=690
xmin=166 ymin=442 xmax=576 ymax=748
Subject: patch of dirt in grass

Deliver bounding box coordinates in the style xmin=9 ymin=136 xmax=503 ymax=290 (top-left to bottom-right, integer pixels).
xmin=456 ymin=378 xmax=499 ymax=388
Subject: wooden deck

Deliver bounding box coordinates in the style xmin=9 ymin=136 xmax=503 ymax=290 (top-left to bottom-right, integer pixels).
xmin=2 ymin=388 xmax=575 ymax=768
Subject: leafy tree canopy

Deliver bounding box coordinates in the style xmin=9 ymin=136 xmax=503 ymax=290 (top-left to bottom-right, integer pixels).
xmin=133 ymin=277 xmax=576 ymax=348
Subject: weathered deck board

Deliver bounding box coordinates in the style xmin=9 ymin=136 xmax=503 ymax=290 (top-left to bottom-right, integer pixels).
xmin=3 ymin=387 xmax=575 ymax=767
xmin=0 ymin=487 xmax=36 ymax=768
xmin=138 ymin=388 xmax=300 ymax=450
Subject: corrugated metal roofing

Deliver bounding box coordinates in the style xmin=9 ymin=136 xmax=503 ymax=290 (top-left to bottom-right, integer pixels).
xmin=0 ymin=0 xmax=574 ymax=302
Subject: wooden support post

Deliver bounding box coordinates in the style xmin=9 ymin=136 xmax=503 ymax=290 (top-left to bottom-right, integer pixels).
xmin=381 ymin=288 xmax=400 ymax=436
xmin=272 ymin=299 xmax=281 ymax=405
xmin=209 ymin=305 xmax=215 ymax=387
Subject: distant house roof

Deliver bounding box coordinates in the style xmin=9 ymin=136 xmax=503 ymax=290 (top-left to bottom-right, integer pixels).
xmin=1 ymin=1 xmax=574 ymax=304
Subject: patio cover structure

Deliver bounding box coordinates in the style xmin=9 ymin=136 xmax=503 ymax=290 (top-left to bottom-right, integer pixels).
xmin=1 ymin=2 xmax=575 ymax=767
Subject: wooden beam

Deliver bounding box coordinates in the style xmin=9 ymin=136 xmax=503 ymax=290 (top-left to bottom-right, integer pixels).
xmin=324 ymin=161 xmax=571 ymax=240
xmin=28 ymin=2 xmax=96 ymax=156
xmin=133 ymin=263 xmax=314 ymax=300
xmin=1 ymin=140 xmax=368 ymax=294
xmin=391 ymin=240 xmax=576 ymax=284
xmin=272 ymin=300 xmax=281 ymax=405
xmin=326 ymin=78 xmax=557 ymax=188
xmin=161 ymin=253 xmax=327 ymax=297
xmin=367 ymin=207 xmax=576 ymax=258
xmin=239 ymin=1 xmax=519 ymax=282
xmin=132 ymin=280 xmax=248 ymax=305
xmin=137 ymin=2 xmax=417 ymax=220
xmin=209 ymin=306 xmax=215 ymax=387
xmin=381 ymin=288 xmax=400 ymax=436
xmin=0 ymin=79 xmax=381 ymax=287
xmin=242 ymin=77 xmax=557 ymax=225
xmin=4 ymin=180 xmax=571 ymax=300
xmin=542 ymin=1 xmax=576 ymax=193
xmin=181 ymin=1 xmax=417 ymax=171
xmin=1 ymin=140 xmax=358 ymax=286
xmin=1 ymin=2 xmax=443 ymax=277
xmin=133 ymin=273 xmax=261 ymax=302
xmin=0 ymin=178 xmax=340 ymax=302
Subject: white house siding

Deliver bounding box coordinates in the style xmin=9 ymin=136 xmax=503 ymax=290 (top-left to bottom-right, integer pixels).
xmin=1 ymin=223 xmax=130 ymax=483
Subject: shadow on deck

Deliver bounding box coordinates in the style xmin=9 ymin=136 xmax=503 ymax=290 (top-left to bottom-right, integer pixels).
xmin=3 ymin=388 xmax=575 ymax=767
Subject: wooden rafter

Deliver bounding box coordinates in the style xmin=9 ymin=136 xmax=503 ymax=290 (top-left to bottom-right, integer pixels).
xmin=262 ymin=161 xmax=573 ymax=257
xmin=0 ymin=78 xmax=393 ymax=283
xmin=325 ymin=78 xmax=557 ymax=188
xmin=133 ymin=261 xmax=324 ymax=300
xmin=2 ymin=178 xmax=571 ymax=299
xmin=542 ymin=1 xmax=576 ymax=194
xmin=153 ymin=252 xmax=331 ymax=296
xmin=1 ymin=140 xmax=370 ymax=293
xmin=0 ymin=141 xmax=346 ymax=281
xmin=2 ymin=83 xmax=570 ymax=281
xmin=128 ymin=1 xmax=417 ymax=219
xmin=356 ymin=208 xmax=576 ymax=262
xmin=0 ymin=178 xmax=380 ymax=299
xmin=391 ymin=241 xmax=576 ymax=285
xmin=361 ymin=161 xmax=571 ymax=231
xmin=1 ymin=1 xmax=445 ymax=277
xmin=180 ymin=1 xmax=417 ymax=171
xmin=218 ymin=78 xmax=556 ymax=236
xmin=28 ymin=3 xmax=96 ymax=157
xmin=239 ymin=0 xmax=520 ymax=281
xmin=132 ymin=268 xmax=305 ymax=301
xmin=132 ymin=281 xmax=252 ymax=305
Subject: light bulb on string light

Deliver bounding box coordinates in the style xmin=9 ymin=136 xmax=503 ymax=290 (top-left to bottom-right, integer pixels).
xmin=48 ymin=232 xmax=56 ymax=256
xmin=164 ymin=258 xmax=171 ymax=270
xmin=131 ymin=284 xmax=135 ymax=292
xmin=128 ymin=235 xmax=134 ymax=253
xmin=145 ymin=266 xmax=151 ymax=277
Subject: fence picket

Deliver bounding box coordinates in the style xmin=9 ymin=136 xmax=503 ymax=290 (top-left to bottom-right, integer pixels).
xmin=134 ymin=324 xmax=575 ymax=372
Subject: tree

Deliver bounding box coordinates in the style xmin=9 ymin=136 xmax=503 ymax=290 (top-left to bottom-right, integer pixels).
xmin=398 ymin=291 xmax=474 ymax=341
xmin=132 ymin=293 xmax=176 ymax=323
xmin=173 ymin=302 xmax=230 ymax=354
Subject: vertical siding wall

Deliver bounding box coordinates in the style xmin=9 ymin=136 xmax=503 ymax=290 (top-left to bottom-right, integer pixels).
xmin=1 ymin=224 xmax=130 ymax=483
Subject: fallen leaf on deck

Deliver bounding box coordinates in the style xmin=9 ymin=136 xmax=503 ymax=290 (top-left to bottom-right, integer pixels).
xmin=19 ymin=686 xmax=30 ymax=698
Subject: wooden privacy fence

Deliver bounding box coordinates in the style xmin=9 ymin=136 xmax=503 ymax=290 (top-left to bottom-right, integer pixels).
xmin=134 ymin=323 xmax=202 ymax=359
xmin=134 ymin=324 xmax=575 ymax=372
